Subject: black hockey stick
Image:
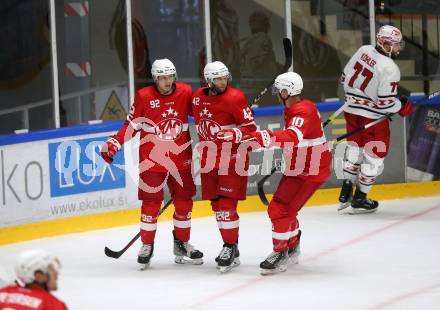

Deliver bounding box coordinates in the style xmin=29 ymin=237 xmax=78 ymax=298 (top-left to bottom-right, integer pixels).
xmin=256 ymin=89 xmax=440 ymax=205
xmin=250 ymin=38 xmax=293 ymax=107
xmin=251 ymin=38 xmax=292 ymax=205
xmin=104 ymin=198 xmax=173 ymax=259
xmin=336 ymin=90 xmax=440 ymax=142
xmin=257 ymin=166 xmax=278 ymax=206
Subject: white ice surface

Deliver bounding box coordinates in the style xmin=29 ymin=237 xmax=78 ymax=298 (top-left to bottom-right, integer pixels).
xmin=1 ymin=196 xmax=440 ymax=310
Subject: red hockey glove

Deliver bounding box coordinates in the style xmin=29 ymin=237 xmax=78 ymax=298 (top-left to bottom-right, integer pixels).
xmin=101 ymin=137 xmax=121 ymax=164
xmin=398 ymin=95 xmax=413 ymax=117
xmin=216 ymin=128 xmax=243 ymax=144
xmin=252 ymin=130 xmax=274 ymax=148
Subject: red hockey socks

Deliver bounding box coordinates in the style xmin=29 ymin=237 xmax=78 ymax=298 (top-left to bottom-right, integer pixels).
xmin=268 ymin=199 xmax=298 ymax=252
xmin=212 ymin=197 xmax=239 ymax=245
xmin=173 ymin=199 xmax=193 ymax=242
xmin=140 ymin=200 xmax=161 ymax=244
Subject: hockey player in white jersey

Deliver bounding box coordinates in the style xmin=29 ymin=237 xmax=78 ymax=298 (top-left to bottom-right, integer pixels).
xmin=338 ymin=25 xmax=413 ymax=214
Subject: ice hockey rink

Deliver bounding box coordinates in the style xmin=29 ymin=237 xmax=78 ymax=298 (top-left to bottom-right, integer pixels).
xmin=1 ymin=196 xmax=439 ymax=310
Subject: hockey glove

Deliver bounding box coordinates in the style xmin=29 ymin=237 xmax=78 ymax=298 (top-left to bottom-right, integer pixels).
xmin=251 ymin=130 xmax=274 ymax=148
xmin=398 ymin=95 xmax=413 ymax=117
xmin=216 ymin=128 xmax=243 ymax=144
xmin=101 ymin=137 xmax=121 ymax=164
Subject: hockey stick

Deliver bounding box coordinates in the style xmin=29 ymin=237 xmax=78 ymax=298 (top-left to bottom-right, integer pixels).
xmin=251 ymin=38 xmax=292 ymax=205
xmin=256 ymin=90 xmax=440 ymax=205
xmin=335 ymin=90 xmax=440 ymax=142
xmin=322 ymin=98 xmax=352 ymax=127
xmin=250 ymin=38 xmax=293 ymax=108
xmin=257 ymin=166 xmax=278 ymax=206
xmin=104 ymin=198 xmax=173 ymax=259
xmin=104 ymin=168 xmax=203 ymax=259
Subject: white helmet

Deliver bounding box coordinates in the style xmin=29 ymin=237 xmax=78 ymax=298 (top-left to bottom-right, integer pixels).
xmin=151 ymin=58 xmax=177 ymax=80
xmin=203 ymin=61 xmax=231 ymax=83
xmin=15 ymin=250 xmax=60 ymax=285
xmin=376 ymin=25 xmax=404 ymax=56
xmin=272 ymin=72 xmax=303 ymax=96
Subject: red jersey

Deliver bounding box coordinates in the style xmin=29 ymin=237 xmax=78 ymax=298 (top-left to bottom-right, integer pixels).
xmin=192 ymin=87 xmax=257 ymax=168
xmin=112 ymin=82 xmax=193 ymax=172
xmin=0 ymin=285 xmax=67 ymax=310
xmin=273 ymin=99 xmax=332 ymax=182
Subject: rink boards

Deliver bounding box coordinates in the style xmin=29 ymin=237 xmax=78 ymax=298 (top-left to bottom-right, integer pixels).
xmin=1 ymin=181 xmax=439 ymax=245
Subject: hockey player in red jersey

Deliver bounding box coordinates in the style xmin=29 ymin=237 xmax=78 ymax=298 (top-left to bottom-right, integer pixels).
xmin=234 ymin=72 xmax=332 ymax=274
xmin=338 ymin=25 xmax=413 ymax=214
xmin=0 ymin=250 xmax=67 ymax=310
xmin=101 ymin=59 xmax=203 ymax=268
xmin=192 ymin=61 xmax=256 ymax=273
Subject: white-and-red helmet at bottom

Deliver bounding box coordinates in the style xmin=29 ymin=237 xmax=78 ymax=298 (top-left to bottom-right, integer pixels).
xmin=15 ymin=249 xmax=60 ymax=285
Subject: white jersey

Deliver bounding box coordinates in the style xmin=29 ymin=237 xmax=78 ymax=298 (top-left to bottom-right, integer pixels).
xmin=342 ymin=45 xmax=402 ymax=119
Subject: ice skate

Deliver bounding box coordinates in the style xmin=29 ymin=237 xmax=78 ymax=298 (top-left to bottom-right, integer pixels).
xmin=287 ymin=245 xmax=300 ymax=265
xmin=216 ymin=243 xmax=240 ymax=273
xmin=287 ymin=230 xmax=301 ymax=264
xmin=138 ymin=243 xmax=154 ymax=270
xmin=173 ymin=231 xmax=203 ymax=265
xmin=349 ymin=188 xmax=379 ymax=214
xmin=260 ymin=250 xmax=289 ymax=275
xmin=338 ymin=180 xmax=354 ymax=211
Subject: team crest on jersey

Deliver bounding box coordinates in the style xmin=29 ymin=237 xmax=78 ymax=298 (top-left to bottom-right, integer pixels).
xmin=156 ymin=107 xmax=183 ymax=140
xmin=156 ymin=118 xmax=184 ymax=140
xmin=197 ymin=107 xmax=220 ymax=140
xmin=198 ymin=118 xmax=221 ymax=141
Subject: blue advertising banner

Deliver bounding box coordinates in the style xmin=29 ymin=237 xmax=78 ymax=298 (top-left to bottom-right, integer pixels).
xmin=407 ymin=104 xmax=440 ymax=180
xmin=48 ymin=137 xmax=126 ymax=197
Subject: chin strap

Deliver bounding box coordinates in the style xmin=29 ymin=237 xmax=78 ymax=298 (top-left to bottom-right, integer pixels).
xmin=278 ymin=93 xmax=289 ymax=106
xmin=377 ymin=43 xmax=395 ymax=58
xmin=387 ymin=45 xmax=394 ymax=58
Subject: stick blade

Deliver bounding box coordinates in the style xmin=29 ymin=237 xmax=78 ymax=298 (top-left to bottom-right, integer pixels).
xmin=104 ymin=246 xmax=123 ymax=259
xmin=257 ymin=167 xmax=277 ymax=206
xmin=257 ymin=183 xmax=270 ymax=206
xmin=281 ymin=38 xmax=293 ymax=71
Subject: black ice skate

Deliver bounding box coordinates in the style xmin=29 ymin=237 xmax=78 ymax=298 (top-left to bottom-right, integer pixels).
xmin=173 ymin=231 xmax=204 ymax=265
xmin=137 ymin=243 xmax=154 ymax=270
xmin=260 ymin=250 xmax=289 ymax=275
xmin=338 ymin=180 xmax=354 ymax=211
xmin=287 ymin=230 xmax=301 ymax=264
xmin=216 ymin=243 xmax=240 ymax=273
xmin=349 ymin=188 xmax=379 ymax=214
